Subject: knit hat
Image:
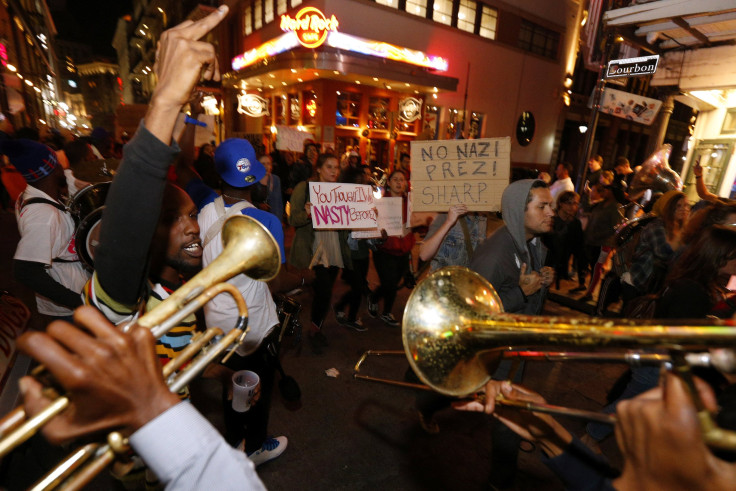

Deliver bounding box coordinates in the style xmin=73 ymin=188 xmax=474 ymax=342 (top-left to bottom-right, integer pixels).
xmin=214 ymin=138 xmax=265 ymax=188
xmin=0 ymin=139 xmax=59 ymax=183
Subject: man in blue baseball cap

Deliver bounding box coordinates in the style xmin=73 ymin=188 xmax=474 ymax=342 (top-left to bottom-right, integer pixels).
xmin=176 ymin=134 xmax=289 ymax=466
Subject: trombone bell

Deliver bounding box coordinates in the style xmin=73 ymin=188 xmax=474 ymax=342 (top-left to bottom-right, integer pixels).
xmin=402 ymin=267 xmax=736 ymax=397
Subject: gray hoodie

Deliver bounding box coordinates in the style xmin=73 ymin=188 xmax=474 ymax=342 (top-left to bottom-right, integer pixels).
xmin=469 ymin=179 xmax=548 ymax=314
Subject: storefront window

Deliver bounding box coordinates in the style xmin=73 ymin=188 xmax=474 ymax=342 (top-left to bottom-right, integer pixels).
xmin=336 ymin=92 xmax=361 ymax=127
xmin=302 ymin=90 xmax=318 ymax=126
xmin=275 ymin=95 xmax=287 ymax=125
xmin=422 ymin=104 xmax=440 ymax=139
xmin=457 ymin=0 xmax=476 ymax=33
xmin=445 ymin=108 xmax=463 ymax=139
xmin=469 ymin=112 xmax=484 ymax=139
xmin=480 ymin=5 xmax=498 ymax=40
xmin=264 ymin=0 xmax=274 ymax=24
xmin=277 ymin=0 xmax=287 ymax=15
xmin=254 ymin=0 xmax=262 ymax=30
xmin=289 ymin=93 xmax=300 ymax=125
xmin=243 ymin=5 xmax=252 ymax=36
xmin=406 ymin=0 xmax=427 ymax=17
xmin=432 ymin=0 xmax=452 ymax=26
xmin=375 ymin=0 xmax=398 ymax=8
xmin=368 ymin=97 xmax=390 ymax=129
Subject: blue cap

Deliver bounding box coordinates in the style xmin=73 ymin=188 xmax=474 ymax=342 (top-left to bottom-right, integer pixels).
xmin=0 ymin=139 xmax=58 ymax=183
xmin=213 ymin=138 xmax=265 ymax=188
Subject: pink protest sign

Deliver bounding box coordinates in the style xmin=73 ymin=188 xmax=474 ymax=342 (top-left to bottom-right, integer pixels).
xmin=309 ymin=182 xmax=376 ymax=229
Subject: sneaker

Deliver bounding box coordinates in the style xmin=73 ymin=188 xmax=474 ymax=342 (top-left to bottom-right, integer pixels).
xmin=380 ymin=313 xmax=400 ymax=327
xmin=247 ymin=436 xmax=288 ymax=466
xmin=344 ymin=318 xmax=367 ymax=332
xmin=367 ymin=296 xmax=378 ymax=318
xmin=334 ymin=307 xmax=348 ymax=325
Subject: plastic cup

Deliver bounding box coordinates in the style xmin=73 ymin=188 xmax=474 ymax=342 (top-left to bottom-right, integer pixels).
xmin=232 ymin=370 xmax=260 ymax=412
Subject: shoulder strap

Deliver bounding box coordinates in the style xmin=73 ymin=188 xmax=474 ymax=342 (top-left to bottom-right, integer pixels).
xmin=202 ymin=195 xmax=254 ymax=247
xmin=21 ymin=197 xmax=66 ymax=213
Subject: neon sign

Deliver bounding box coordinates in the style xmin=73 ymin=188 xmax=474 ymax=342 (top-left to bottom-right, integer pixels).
xmin=280 ymin=7 xmax=338 ymax=48
xmin=232 ymin=32 xmax=448 ymax=73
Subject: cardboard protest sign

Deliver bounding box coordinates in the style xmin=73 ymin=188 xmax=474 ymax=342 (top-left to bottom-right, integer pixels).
xmin=275 ymin=125 xmax=314 ymax=151
xmin=410 ymin=137 xmax=510 ymax=212
xmin=352 ymin=196 xmax=403 ymax=238
xmin=309 ymin=182 xmax=376 ymax=229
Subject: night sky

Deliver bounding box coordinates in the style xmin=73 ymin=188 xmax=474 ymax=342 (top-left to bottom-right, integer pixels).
xmin=51 ymin=0 xmax=133 ymax=60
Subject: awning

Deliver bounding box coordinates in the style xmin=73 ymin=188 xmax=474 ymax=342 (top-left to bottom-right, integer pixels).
xmin=603 ymin=0 xmax=736 ymax=52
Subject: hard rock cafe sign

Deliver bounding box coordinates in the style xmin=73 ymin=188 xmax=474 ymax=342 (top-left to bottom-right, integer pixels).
xmin=237 ymin=92 xmax=270 ymax=118
xmin=398 ymin=97 xmax=422 ymax=123
xmin=280 ymin=7 xmax=339 ymax=49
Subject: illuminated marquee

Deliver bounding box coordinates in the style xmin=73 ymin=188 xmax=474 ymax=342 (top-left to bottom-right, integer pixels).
xmin=281 ymin=7 xmax=338 ymax=49
xmin=232 ymin=32 xmax=448 ymax=72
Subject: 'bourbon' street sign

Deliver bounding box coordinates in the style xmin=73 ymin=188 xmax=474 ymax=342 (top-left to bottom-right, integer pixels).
xmin=606 ymin=54 xmax=659 ymax=78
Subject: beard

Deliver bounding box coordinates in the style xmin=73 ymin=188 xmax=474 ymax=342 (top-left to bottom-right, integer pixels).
xmin=165 ymin=255 xmax=202 ymax=279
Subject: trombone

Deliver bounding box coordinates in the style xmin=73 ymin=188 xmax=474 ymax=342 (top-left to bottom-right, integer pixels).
xmin=358 ymin=266 xmax=736 ymax=449
xmin=0 ymin=214 xmax=281 ymax=490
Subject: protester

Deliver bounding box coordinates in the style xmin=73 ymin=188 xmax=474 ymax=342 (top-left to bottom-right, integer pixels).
xmin=543 ymin=191 xmax=585 ymax=291
xmin=548 ymin=162 xmax=574 ymax=205
xmin=368 ymin=169 xmax=414 ymax=328
xmin=288 ymin=153 xmax=351 ymax=353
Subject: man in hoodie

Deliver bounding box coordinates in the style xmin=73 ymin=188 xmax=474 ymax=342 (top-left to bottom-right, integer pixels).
xmin=468 ymin=179 xmax=555 ymax=490
xmin=470 ymin=179 xmax=555 ymax=315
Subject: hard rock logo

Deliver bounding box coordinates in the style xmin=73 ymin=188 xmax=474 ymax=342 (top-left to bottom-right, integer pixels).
xmin=281 ymin=7 xmax=339 ymax=49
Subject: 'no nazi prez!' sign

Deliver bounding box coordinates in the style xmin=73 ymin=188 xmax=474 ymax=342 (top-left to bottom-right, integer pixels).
xmin=410 ymin=137 xmax=510 ymax=212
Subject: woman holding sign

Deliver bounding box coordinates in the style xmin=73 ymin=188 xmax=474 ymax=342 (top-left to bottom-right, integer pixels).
xmin=288 ymin=153 xmax=352 ymax=354
xmin=368 ymin=170 xmax=415 ymax=327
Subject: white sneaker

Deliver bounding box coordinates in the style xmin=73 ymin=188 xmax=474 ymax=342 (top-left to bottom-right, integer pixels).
xmin=247 ymin=436 xmax=288 ymax=466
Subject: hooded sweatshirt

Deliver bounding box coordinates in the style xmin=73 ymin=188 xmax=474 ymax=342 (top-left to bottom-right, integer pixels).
xmin=470 ymin=179 xmax=548 ymax=314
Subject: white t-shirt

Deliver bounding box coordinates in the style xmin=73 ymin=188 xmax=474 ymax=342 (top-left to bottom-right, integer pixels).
xmin=14 ymin=186 xmax=89 ymax=316
xmin=196 ymin=196 xmax=283 ymax=356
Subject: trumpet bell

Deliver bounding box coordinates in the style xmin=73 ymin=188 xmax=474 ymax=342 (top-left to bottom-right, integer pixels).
xmin=221 ymin=214 xmax=281 ymax=282
xmin=403 ymin=267 xmax=505 ymax=397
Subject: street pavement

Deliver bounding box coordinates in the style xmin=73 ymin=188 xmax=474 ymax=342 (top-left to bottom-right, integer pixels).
xmin=0 ymin=210 xmax=627 ymax=490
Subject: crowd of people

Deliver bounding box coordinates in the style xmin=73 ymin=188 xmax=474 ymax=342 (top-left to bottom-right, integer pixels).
xmin=0 ymin=6 xmax=735 ymax=491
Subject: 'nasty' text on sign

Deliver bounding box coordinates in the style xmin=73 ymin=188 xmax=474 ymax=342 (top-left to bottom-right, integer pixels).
xmin=309 ymin=182 xmax=376 ymax=229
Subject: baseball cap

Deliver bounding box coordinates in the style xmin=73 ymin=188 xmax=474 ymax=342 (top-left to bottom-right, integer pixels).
xmin=214 ymin=138 xmax=265 ymax=188
xmin=0 ymin=139 xmax=59 ymax=183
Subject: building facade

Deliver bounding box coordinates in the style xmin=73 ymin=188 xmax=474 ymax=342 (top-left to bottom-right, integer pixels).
xmin=222 ymin=0 xmax=579 ymax=170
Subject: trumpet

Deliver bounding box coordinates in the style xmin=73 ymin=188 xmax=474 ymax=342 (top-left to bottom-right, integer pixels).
xmin=389 ymin=267 xmax=736 ymax=449
xmin=0 ymin=214 xmax=281 ymax=489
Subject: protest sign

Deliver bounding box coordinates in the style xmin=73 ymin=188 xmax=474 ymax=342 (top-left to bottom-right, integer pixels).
xmin=309 ymin=182 xmax=376 ymax=229
xmin=410 ymin=137 xmax=510 ymax=212
xmin=275 ymin=125 xmax=314 ymax=151
xmin=352 ymin=196 xmax=403 ymax=238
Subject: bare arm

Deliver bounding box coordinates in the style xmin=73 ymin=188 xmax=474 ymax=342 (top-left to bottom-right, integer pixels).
xmin=693 ymin=162 xmax=719 ymax=203
xmin=418 ymin=205 xmax=467 ymax=262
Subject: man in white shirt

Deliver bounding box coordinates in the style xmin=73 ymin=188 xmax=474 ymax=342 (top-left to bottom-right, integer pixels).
xmin=7 ymin=139 xmax=89 ymax=320
xmin=548 ymin=162 xmax=574 ymax=207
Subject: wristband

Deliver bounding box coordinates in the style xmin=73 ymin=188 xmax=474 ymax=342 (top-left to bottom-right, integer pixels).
xmin=184 ymin=115 xmax=207 ymax=127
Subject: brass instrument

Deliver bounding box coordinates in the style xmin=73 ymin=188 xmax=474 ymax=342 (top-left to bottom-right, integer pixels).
xmin=0 ymin=214 xmax=281 ymax=490
xmin=396 ymin=267 xmax=736 ymax=448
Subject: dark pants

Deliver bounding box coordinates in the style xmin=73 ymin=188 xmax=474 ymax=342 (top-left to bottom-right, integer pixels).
xmin=371 ymin=251 xmax=409 ymax=314
xmin=335 ymin=257 xmax=369 ymax=322
xmin=222 ymin=327 xmax=281 ymax=454
xmin=311 ymin=265 xmax=340 ymax=328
